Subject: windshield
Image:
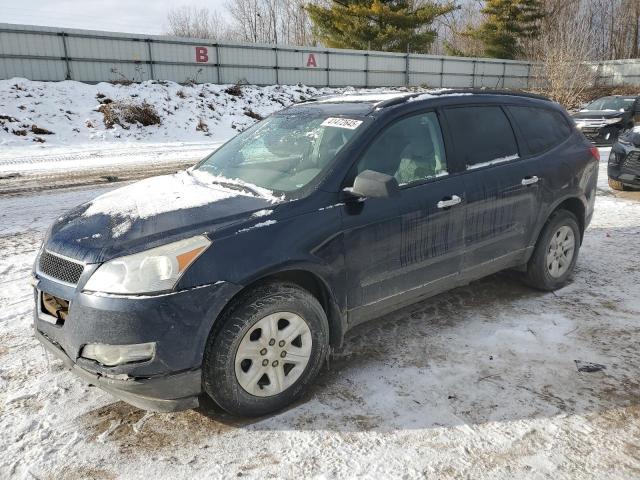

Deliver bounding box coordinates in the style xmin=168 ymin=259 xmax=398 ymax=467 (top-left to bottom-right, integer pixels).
xmin=583 ymin=97 xmax=635 ymax=112
xmin=195 ymin=112 xmax=364 ymax=192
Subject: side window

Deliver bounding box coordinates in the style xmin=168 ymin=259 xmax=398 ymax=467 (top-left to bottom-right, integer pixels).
xmin=507 ymin=106 xmax=572 ymax=154
xmin=445 ymin=106 xmax=519 ymax=169
xmin=356 ymin=112 xmax=447 ymax=186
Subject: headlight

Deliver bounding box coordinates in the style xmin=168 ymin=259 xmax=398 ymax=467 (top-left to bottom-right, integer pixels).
xmin=84 ymin=236 xmax=211 ymax=294
xmin=575 ymin=121 xmax=585 ymax=130
xmin=603 ymin=117 xmax=623 ymax=125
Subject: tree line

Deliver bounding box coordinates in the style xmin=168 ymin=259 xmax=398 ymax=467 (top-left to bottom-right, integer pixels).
xmin=167 ymin=0 xmax=640 ymax=62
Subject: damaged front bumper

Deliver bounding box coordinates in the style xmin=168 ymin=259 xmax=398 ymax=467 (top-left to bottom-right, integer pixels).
xmin=33 ymin=274 xmax=242 ymax=412
xmin=36 ymin=329 xmax=201 ymax=411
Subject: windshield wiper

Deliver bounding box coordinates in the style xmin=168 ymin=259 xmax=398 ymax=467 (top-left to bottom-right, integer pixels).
xmin=211 ymin=179 xmax=264 ymax=197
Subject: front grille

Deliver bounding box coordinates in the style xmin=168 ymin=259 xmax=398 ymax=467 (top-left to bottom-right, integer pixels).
xmin=623 ymin=151 xmax=640 ymax=171
xmin=38 ymin=250 xmax=84 ymax=285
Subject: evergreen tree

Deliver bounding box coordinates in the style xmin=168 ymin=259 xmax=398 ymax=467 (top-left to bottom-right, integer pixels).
xmin=306 ymin=0 xmax=457 ymax=53
xmin=468 ymin=0 xmax=544 ymax=59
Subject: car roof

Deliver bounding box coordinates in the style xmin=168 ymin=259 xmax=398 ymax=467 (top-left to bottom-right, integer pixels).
xmin=294 ymin=89 xmax=552 ymax=115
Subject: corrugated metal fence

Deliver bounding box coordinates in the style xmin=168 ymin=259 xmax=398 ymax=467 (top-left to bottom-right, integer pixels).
xmin=594 ymin=59 xmax=640 ymax=86
xmin=0 ymin=23 xmax=536 ymax=88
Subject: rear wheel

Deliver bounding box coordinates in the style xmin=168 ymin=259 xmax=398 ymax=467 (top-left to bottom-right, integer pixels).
xmin=202 ymin=282 xmax=329 ymax=417
xmin=608 ymin=178 xmax=627 ymax=191
xmin=524 ymin=209 xmax=581 ymax=291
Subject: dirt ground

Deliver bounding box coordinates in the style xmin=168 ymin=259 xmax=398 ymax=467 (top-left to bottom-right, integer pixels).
xmin=1 ymin=149 xmax=640 ymax=479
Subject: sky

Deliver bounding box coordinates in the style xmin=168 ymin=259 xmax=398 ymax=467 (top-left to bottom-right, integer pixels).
xmin=0 ymin=0 xmax=227 ymax=35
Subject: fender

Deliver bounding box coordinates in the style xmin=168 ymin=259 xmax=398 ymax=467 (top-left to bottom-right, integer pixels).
xmin=234 ymin=260 xmax=347 ymax=349
xmin=531 ymin=192 xmax=588 ymax=250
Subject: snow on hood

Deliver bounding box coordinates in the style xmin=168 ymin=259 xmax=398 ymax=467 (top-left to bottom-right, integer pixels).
xmin=83 ymin=171 xmax=226 ymax=237
xmin=81 ymin=170 xmax=279 ymax=239
xmin=46 ymin=170 xmax=283 ymax=263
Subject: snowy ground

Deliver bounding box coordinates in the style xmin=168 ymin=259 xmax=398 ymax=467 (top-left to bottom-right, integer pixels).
xmin=0 ymin=79 xmax=414 ymax=193
xmin=1 ymin=144 xmax=640 ymax=479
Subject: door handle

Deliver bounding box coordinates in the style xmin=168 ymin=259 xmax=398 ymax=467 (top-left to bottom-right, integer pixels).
xmin=521 ymin=176 xmax=539 ymax=186
xmin=437 ymin=195 xmax=462 ymax=209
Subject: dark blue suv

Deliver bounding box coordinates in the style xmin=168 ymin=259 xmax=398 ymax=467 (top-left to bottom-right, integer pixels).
xmin=33 ymin=91 xmax=599 ymax=416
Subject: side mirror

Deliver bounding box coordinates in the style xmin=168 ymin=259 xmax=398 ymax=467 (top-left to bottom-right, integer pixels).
xmin=345 ymin=170 xmax=399 ymax=199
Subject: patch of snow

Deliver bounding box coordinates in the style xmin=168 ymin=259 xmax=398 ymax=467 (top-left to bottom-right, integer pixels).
xmin=0 ymin=79 xmax=424 ymax=154
xmin=467 ymin=154 xmax=519 ymax=170
xmin=313 ymin=92 xmax=414 ymax=104
xmin=236 ymin=219 xmax=277 ymax=233
xmin=251 ymin=209 xmax=273 ymax=218
xmin=318 ymin=202 xmax=345 ymax=211
xmin=191 ymin=170 xmax=283 ymax=203
xmin=407 ymin=92 xmax=473 ymax=102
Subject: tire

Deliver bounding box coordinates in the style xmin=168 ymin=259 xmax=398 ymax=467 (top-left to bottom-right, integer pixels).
xmin=608 ymin=178 xmax=627 ymax=191
xmin=202 ymin=282 xmax=329 ymax=417
xmin=524 ymin=209 xmax=581 ymax=291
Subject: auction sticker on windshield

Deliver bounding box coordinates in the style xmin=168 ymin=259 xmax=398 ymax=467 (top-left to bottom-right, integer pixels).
xmin=321 ymin=117 xmax=363 ymax=129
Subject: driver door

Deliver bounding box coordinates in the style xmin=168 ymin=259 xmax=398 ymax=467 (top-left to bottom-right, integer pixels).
xmin=341 ymin=111 xmax=466 ymax=325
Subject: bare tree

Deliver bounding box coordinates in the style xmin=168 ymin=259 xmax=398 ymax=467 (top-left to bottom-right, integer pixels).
xmin=433 ymin=0 xmax=484 ymax=56
xmin=166 ymin=5 xmax=229 ymax=40
xmin=225 ymin=0 xmax=314 ymax=45
xmin=529 ymin=3 xmax=599 ymax=108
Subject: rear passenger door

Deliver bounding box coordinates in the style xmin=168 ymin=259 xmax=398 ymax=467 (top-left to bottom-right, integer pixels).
xmin=443 ymin=105 xmax=541 ymax=276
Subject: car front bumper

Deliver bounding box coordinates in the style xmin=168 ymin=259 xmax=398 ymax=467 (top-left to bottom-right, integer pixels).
xmin=609 ymin=143 xmax=640 ymax=188
xmin=33 ymin=274 xmax=242 ymax=412
xmin=579 ymin=125 xmax=623 ymax=145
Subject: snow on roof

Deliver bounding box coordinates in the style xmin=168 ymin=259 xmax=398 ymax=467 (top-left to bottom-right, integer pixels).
xmin=407 ymin=92 xmax=474 ymax=102
xmin=309 ymin=89 xmax=475 ymax=106
xmin=311 ymin=92 xmax=415 ymax=104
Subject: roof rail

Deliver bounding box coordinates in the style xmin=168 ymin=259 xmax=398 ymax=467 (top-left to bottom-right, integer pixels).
xmin=376 ymin=89 xmax=552 ymax=109
xmin=441 ymin=89 xmax=551 ymax=101
xmin=295 ymin=88 xmax=552 ymax=111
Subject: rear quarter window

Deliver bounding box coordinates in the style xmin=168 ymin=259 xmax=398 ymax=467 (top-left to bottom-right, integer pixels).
xmin=444 ymin=106 xmax=519 ymax=168
xmin=507 ymin=106 xmax=572 ymax=155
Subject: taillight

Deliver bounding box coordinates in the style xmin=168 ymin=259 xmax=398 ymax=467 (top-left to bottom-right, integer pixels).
xmin=590 ymin=146 xmax=600 ymax=161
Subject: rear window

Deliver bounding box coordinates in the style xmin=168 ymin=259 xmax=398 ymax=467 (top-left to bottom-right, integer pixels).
xmin=508 ymin=106 xmax=571 ymax=154
xmin=445 ymin=106 xmax=519 ymax=168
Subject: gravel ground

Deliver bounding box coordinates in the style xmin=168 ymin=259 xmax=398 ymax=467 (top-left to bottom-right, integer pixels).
xmin=1 ymin=148 xmax=639 ymax=479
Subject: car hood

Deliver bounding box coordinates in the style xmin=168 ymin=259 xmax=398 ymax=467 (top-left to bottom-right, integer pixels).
xmin=45 ymin=170 xmax=281 ymax=263
xmin=572 ymin=110 xmax=624 ymax=120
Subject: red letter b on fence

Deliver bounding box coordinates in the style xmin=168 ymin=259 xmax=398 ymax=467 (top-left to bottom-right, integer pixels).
xmin=195 ymin=47 xmax=209 ymax=63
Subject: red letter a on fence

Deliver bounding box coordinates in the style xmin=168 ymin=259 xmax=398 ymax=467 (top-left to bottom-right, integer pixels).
xmin=306 ymin=53 xmax=317 ymax=67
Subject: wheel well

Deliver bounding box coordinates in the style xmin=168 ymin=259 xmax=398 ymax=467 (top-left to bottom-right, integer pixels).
xmin=555 ymin=198 xmax=585 ymax=241
xmin=220 ymin=270 xmax=345 ymax=349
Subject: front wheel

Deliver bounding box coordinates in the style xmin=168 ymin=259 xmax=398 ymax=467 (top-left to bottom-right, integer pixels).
xmin=202 ymin=282 xmax=329 ymax=417
xmin=524 ymin=209 xmax=581 ymax=291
